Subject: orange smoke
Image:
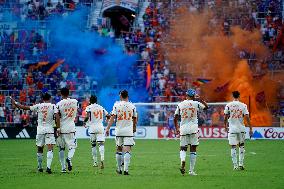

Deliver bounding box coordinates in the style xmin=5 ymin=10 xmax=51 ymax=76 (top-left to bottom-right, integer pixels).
xmin=162 ymin=9 xmax=281 ymax=126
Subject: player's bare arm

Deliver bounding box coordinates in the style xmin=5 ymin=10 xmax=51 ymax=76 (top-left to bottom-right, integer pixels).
xmin=224 ymin=114 xmax=229 ymax=132
xmin=133 ymin=116 xmax=137 ymax=133
xmin=83 ymin=113 xmax=90 ymax=128
xmin=10 ymin=97 xmax=31 ymax=110
xmin=55 ymin=113 xmax=61 ymax=136
xmin=244 ymin=114 xmax=253 ymax=137
xmin=105 ymin=114 xmax=111 ymax=124
xmin=195 ymin=95 xmax=209 ymax=110
xmin=174 ymin=114 xmax=180 ymax=135
xmin=105 ymin=115 xmax=115 ymax=136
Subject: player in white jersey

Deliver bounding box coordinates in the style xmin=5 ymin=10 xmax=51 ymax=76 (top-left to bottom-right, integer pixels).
xmin=10 ymin=93 xmax=57 ymax=174
xmin=174 ymin=89 xmax=208 ymax=176
xmin=83 ymin=95 xmax=109 ymax=169
xmin=106 ymin=90 xmax=137 ymax=175
xmin=224 ymin=91 xmax=253 ymax=170
xmin=55 ymin=87 xmax=78 ymax=172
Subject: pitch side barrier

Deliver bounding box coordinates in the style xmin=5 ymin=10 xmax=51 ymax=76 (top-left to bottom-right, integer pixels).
xmin=1 ymin=126 xmax=284 ymax=140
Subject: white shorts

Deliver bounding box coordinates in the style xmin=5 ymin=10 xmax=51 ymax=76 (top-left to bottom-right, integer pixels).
xmin=36 ymin=134 xmax=56 ymax=147
xmin=57 ymin=133 xmax=77 ymax=149
xmin=180 ymin=133 xmax=199 ymax=146
xmin=115 ymin=136 xmax=135 ymax=146
xmin=228 ymin=132 xmax=245 ymax=146
xmin=90 ymin=133 xmax=105 ymax=143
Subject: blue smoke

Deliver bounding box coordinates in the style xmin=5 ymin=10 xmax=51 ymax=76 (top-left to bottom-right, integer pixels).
xmin=2 ymin=7 xmax=148 ymax=119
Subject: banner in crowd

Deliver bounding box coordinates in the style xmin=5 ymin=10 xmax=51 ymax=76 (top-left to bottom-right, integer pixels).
xmin=1 ymin=126 xmax=284 ymax=140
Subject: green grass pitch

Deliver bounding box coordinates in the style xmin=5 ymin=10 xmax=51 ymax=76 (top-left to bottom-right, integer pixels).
xmin=0 ymin=139 xmax=284 ymax=189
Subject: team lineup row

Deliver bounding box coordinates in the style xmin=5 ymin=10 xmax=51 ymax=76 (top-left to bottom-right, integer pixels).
xmin=10 ymin=88 xmax=253 ymax=176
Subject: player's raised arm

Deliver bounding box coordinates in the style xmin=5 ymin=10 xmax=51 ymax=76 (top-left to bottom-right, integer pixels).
xmin=195 ymin=94 xmax=209 ymax=110
xmin=10 ymin=97 xmax=31 ymax=110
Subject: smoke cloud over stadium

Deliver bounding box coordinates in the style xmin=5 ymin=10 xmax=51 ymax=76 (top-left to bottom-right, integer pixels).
xmin=163 ymin=9 xmax=282 ymax=126
xmin=4 ymin=8 xmax=147 ymax=110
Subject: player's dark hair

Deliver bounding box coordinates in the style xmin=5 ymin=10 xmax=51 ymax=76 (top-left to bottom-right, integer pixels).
xmin=42 ymin=92 xmax=51 ymax=101
xmin=90 ymin=95 xmax=97 ymax=104
xmin=232 ymin=91 xmax=240 ymax=98
xmin=60 ymin=87 xmax=69 ymax=97
xmin=119 ymin=90 xmax=128 ymax=99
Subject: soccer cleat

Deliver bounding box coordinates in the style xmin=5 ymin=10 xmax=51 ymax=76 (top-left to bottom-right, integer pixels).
xmin=233 ymin=166 xmax=239 ymax=170
xmin=61 ymin=169 xmax=67 ymax=173
xmin=93 ymin=162 xmax=98 ymax=167
xmin=100 ymin=161 xmax=104 ymax=169
xmin=116 ymin=169 xmax=122 ymax=175
xmin=179 ymin=168 xmax=185 ymax=175
xmin=239 ymin=166 xmax=245 ymax=170
xmin=66 ymin=158 xmax=72 ymax=171
xmin=38 ymin=168 xmax=43 ymax=172
xmin=46 ymin=168 xmax=52 ymax=174
xmin=124 ymin=171 xmax=129 ymax=175
xmin=189 ymin=171 xmax=197 ymax=176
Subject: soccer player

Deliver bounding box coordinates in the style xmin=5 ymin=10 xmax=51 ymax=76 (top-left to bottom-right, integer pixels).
xmin=10 ymin=93 xmax=57 ymax=174
xmin=174 ymin=89 xmax=208 ymax=176
xmin=224 ymin=91 xmax=253 ymax=170
xmin=105 ymin=90 xmax=137 ymax=175
xmin=83 ymin=95 xmax=109 ymax=169
xmin=55 ymin=87 xmax=78 ymax=172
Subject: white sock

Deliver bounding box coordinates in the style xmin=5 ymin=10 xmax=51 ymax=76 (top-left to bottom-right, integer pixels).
xmin=190 ymin=152 xmax=197 ymax=172
xmin=68 ymin=148 xmax=75 ymax=160
xmin=124 ymin=152 xmax=131 ymax=172
xmin=99 ymin=145 xmax=104 ymax=162
xmin=92 ymin=147 xmax=97 ymax=163
xmin=231 ymin=148 xmax=238 ymax=167
xmin=37 ymin=153 xmax=43 ymax=169
xmin=116 ymin=152 xmax=123 ymax=171
xmin=239 ymin=146 xmax=245 ymax=166
xmin=59 ymin=149 xmax=66 ymax=170
xmin=46 ymin=150 xmax=53 ymax=169
xmin=121 ymin=152 xmax=124 ymax=168
xmin=180 ymin=150 xmax=186 ymax=163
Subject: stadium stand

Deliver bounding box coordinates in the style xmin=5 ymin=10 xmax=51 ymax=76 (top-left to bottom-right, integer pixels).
xmin=0 ymin=0 xmax=283 ymax=127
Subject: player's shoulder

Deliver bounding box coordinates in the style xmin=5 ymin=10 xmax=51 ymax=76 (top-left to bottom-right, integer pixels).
xmin=95 ymin=103 xmax=105 ymax=110
xmin=113 ymin=101 xmax=120 ymax=106
xmin=56 ymin=99 xmax=65 ymax=106
xmin=127 ymin=101 xmax=136 ymax=108
xmin=178 ymin=100 xmax=187 ymax=106
xmin=69 ymin=98 xmax=78 ymax=103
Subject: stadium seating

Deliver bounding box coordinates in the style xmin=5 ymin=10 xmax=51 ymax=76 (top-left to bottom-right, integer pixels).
xmin=0 ymin=0 xmax=283 ymax=127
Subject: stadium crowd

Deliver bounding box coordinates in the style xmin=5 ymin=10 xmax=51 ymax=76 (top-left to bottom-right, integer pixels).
xmin=0 ymin=0 xmax=283 ymax=127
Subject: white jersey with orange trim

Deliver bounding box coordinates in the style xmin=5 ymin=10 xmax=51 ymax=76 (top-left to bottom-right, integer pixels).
xmin=85 ymin=103 xmax=108 ymax=134
xmin=30 ymin=103 xmax=57 ymax=135
xmin=111 ymin=101 xmax=137 ymax=137
xmin=224 ymin=100 xmax=249 ymax=133
xmin=56 ymin=98 xmax=78 ymax=133
xmin=174 ymin=100 xmax=205 ymax=135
